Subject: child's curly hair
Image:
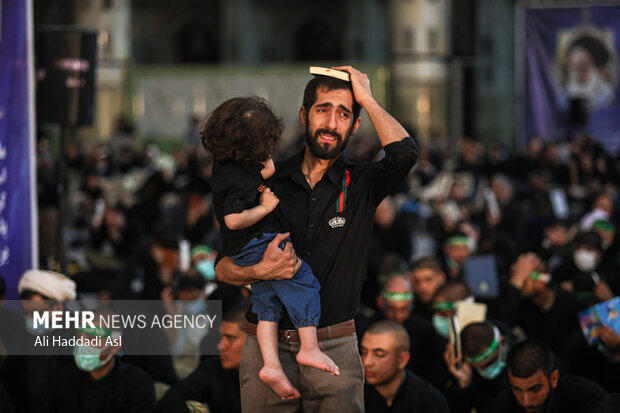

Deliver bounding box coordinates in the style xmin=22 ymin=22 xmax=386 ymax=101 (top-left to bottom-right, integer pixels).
xmin=200 ymin=97 xmax=283 ymax=163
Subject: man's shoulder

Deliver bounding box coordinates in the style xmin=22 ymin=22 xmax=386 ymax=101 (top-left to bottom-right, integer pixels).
xmin=116 ymin=359 xmax=155 ymax=385
xmin=558 ymin=373 xmax=606 ymax=395
xmin=274 ymin=151 xmax=303 ymax=178
xmin=491 ymin=388 xmax=519 ymax=411
xmin=404 ymin=370 xmax=449 ymax=412
xmin=404 ymin=370 xmax=442 ymax=396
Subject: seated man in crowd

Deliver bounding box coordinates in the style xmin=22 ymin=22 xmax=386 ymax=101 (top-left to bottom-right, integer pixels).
xmin=495 ymin=252 xmax=584 ymax=358
xmin=430 ymin=280 xmax=473 ymax=340
xmin=493 ymin=340 xmax=605 ymax=412
xmin=356 ymin=274 xmax=435 ymax=379
xmin=429 ymin=280 xmax=490 ymax=413
xmin=444 ymin=321 xmax=511 ymax=413
xmin=409 ymin=257 xmax=446 ymax=320
xmin=154 ymin=305 xmax=248 ymax=413
xmin=35 ymin=308 xmax=155 ymax=412
xmin=439 ymin=230 xmax=472 ymax=280
xmin=2 ymin=269 xmax=77 ymax=412
xmin=361 ymin=320 xmax=449 ymax=413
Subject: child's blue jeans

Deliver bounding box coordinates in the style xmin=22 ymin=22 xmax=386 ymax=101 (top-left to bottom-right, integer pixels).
xmin=230 ymin=232 xmax=320 ymax=328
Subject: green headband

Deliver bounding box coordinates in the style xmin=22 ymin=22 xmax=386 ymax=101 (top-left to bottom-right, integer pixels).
xmin=465 ymin=339 xmax=498 ymax=364
xmin=382 ymin=291 xmax=414 ymax=302
xmin=445 ymin=236 xmax=469 ymax=247
xmin=191 ymin=245 xmax=213 ymax=259
xmin=79 ymin=326 xmax=112 ymax=338
xmin=530 ymin=272 xmax=550 ymax=283
xmin=530 ymin=272 xmax=543 ymax=280
xmin=433 ymin=301 xmax=456 ymax=311
xmin=593 ymin=220 xmax=615 ymax=232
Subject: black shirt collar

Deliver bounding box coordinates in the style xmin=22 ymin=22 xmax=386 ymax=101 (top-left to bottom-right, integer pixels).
xmin=275 ymin=148 xmax=347 ymax=188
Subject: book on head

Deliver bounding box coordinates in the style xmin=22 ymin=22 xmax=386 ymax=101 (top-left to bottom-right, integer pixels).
xmin=309 ymin=66 xmax=350 ymax=82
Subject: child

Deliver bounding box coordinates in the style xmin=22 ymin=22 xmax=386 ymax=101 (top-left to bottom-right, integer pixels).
xmin=201 ymin=96 xmax=339 ymax=399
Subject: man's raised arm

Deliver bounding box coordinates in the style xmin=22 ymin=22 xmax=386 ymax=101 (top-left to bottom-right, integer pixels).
xmin=333 ymin=66 xmax=409 ymax=147
xmin=215 ymin=232 xmax=301 ymax=286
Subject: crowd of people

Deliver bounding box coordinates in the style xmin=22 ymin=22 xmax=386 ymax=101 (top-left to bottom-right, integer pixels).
xmin=1 ymin=65 xmax=620 ymax=412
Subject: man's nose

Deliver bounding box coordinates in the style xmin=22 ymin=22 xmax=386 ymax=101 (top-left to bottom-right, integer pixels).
xmin=326 ymin=111 xmax=338 ymax=129
xmin=522 ymin=393 xmax=531 ymax=406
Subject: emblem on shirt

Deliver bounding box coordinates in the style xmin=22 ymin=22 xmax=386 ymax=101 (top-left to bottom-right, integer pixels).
xmin=329 ymin=216 xmax=346 ymax=228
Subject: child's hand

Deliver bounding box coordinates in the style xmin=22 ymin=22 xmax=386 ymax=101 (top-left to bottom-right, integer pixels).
xmin=261 ymin=158 xmax=276 ymax=179
xmin=259 ymin=187 xmax=279 ymax=212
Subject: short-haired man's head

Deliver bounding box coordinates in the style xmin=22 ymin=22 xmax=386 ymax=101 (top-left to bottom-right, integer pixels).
xmin=507 ymin=340 xmax=555 ymax=379
xmin=409 ymin=256 xmax=446 ymax=304
xmin=461 ymin=322 xmax=500 ymax=365
xmin=174 ymin=273 xmax=207 ymax=301
xmin=443 ymin=230 xmax=471 ymax=266
xmin=303 ymin=75 xmax=361 ymax=122
xmin=200 ymin=96 xmax=282 ymax=163
xmin=219 ymin=304 xmax=249 ymax=370
xmin=222 ymin=303 xmax=249 ymax=333
xmin=506 ymin=341 xmax=558 ymax=413
xmin=432 ymin=280 xmax=471 ymax=317
xmin=362 ymin=320 xmax=411 ymax=387
xmin=378 ymin=275 xmax=414 ymax=324
xmin=365 ymin=320 xmax=410 ymax=353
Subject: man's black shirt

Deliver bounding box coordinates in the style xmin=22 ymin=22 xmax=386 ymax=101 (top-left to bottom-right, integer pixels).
xmin=154 ymin=356 xmax=240 ymax=413
xmin=364 ymin=369 xmax=449 ymax=413
xmin=36 ymin=358 xmax=155 ymax=413
xmin=246 ymin=137 xmax=417 ymax=328
xmin=492 ymin=373 xmax=606 ymax=413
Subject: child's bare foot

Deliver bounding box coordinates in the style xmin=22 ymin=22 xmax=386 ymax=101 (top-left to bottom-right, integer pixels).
xmin=296 ymin=348 xmax=340 ymax=375
xmin=259 ymin=366 xmax=301 ymax=400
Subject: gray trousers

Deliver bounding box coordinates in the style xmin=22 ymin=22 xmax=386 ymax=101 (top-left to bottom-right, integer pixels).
xmin=240 ymin=333 xmax=365 ymax=413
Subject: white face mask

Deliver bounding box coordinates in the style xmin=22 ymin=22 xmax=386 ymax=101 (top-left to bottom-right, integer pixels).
xmin=574 ymin=249 xmax=598 ymax=272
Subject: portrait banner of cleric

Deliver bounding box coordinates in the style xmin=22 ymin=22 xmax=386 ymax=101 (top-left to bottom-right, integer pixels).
xmin=211 ymin=66 xmax=418 ymax=412
xmin=553 ymin=24 xmax=618 ymax=112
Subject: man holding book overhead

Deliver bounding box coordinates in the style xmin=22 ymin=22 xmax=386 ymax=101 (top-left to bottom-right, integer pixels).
xmin=215 ymin=65 xmax=418 ymax=412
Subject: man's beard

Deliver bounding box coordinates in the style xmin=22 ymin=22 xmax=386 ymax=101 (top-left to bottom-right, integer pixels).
xmin=305 ymin=125 xmax=351 ymax=160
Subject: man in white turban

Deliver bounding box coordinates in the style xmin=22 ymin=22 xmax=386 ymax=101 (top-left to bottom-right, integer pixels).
xmin=18 ymin=269 xmax=76 ymax=336
xmin=1 ymin=270 xmax=77 ymax=411
xmin=18 ymin=269 xmax=77 ymax=301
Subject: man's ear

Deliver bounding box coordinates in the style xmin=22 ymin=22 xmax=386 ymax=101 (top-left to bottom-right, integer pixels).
xmin=349 ymin=117 xmax=361 ymax=136
xmin=376 ymin=296 xmax=383 ymax=310
xmin=299 ymin=106 xmax=307 ymax=127
xmin=439 ymin=272 xmax=447 ymax=283
xmin=550 ymin=369 xmax=559 ymax=388
xmin=398 ymin=351 xmax=410 ymax=370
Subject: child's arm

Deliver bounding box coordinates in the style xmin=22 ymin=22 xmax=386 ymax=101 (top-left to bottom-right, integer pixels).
xmin=224 ymin=187 xmax=279 ymax=230
xmin=261 ymin=158 xmax=275 ymax=180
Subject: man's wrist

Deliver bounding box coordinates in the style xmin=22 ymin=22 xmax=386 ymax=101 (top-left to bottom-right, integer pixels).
xmin=250 ymin=261 xmax=265 ymax=281
xmin=358 ymin=96 xmax=378 ymax=111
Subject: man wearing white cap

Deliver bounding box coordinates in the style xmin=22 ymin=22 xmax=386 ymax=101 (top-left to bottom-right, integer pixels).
xmin=1 ymin=269 xmax=76 ymax=412
xmin=18 ymin=269 xmax=77 ymax=335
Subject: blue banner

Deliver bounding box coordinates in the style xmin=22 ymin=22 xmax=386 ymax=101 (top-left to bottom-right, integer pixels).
xmin=0 ymin=0 xmax=38 ymax=298
xmin=524 ymin=6 xmax=620 ymax=154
